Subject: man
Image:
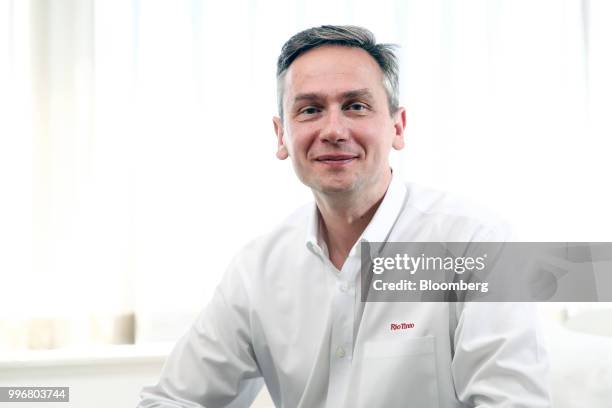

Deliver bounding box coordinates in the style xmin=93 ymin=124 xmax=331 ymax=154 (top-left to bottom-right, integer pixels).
xmin=138 ymin=25 xmax=551 ymax=407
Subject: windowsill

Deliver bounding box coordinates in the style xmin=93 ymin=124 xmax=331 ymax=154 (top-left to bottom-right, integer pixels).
xmin=0 ymin=342 xmax=174 ymax=369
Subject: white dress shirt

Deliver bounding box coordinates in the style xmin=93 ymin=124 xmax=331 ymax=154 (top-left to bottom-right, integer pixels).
xmin=138 ymin=175 xmax=552 ymax=407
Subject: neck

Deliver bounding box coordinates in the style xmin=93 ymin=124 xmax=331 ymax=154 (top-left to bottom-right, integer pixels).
xmin=315 ymin=171 xmax=392 ymax=270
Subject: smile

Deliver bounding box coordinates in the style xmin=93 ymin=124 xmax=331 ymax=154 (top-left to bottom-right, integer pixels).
xmin=314 ymin=154 xmax=359 ymax=166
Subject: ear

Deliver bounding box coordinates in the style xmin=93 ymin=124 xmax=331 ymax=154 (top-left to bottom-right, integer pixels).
xmin=391 ymin=107 xmax=406 ymax=151
xmin=273 ymin=116 xmax=289 ymax=160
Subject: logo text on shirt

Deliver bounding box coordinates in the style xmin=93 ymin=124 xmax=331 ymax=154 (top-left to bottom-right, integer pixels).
xmin=390 ymin=322 xmax=415 ymax=331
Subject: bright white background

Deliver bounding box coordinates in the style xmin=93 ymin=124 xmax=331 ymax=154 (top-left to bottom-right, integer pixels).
xmin=1 ymin=0 xmax=611 ymax=350
xmin=1 ymin=1 xmax=612 ymax=406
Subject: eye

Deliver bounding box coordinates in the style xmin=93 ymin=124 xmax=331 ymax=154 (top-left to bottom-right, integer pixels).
xmin=299 ymin=106 xmax=321 ymax=115
xmin=345 ymin=102 xmax=368 ymax=111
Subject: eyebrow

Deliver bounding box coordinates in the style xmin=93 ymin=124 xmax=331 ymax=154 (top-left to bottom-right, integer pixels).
xmin=292 ymin=88 xmax=374 ymax=105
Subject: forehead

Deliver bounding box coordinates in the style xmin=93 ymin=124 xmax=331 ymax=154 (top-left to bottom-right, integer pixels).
xmin=283 ymin=45 xmax=385 ymax=100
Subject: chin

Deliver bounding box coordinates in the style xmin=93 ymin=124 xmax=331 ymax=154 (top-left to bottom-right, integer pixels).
xmin=315 ymin=178 xmax=360 ymax=195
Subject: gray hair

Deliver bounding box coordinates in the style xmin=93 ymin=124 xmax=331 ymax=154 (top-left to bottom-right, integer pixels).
xmin=276 ymin=25 xmax=399 ymax=120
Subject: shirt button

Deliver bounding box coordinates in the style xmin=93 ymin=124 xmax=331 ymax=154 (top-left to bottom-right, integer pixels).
xmin=336 ymin=346 xmax=346 ymax=358
xmin=339 ymin=282 xmax=349 ymax=292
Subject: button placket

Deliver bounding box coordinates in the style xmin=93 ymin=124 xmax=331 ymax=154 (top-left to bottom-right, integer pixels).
xmin=339 ymin=281 xmax=348 ymax=293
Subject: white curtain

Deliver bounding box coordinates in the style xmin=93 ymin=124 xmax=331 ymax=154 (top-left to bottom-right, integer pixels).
xmin=1 ymin=0 xmax=611 ymax=349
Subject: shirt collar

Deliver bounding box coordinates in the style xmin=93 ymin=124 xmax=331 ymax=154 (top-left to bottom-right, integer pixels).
xmin=305 ymin=172 xmax=407 ymax=256
xmin=305 ymin=203 xmax=326 ymax=256
xmin=357 ymin=172 xmax=407 ymax=247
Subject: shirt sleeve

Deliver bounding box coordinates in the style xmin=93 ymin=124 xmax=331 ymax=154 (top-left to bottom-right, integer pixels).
xmin=137 ymin=258 xmax=263 ymax=408
xmin=451 ymin=224 xmax=553 ymax=407
xmin=451 ymin=302 xmax=552 ymax=407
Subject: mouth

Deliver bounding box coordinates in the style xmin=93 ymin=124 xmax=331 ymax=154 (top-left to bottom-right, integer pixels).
xmin=314 ymin=154 xmax=359 ymax=166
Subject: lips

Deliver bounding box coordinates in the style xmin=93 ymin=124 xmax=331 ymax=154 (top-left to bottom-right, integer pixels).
xmin=314 ymin=154 xmax=359 ymax=162
xmin=313 ymin=153 xmax=359 ymax=169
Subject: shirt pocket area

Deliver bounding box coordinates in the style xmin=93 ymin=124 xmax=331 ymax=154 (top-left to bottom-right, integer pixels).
xmin=355 ymin=336 xmax=440 ymax=408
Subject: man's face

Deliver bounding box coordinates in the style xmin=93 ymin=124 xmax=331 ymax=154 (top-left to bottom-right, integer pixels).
xmin=273 ymin=45 xmax=406 ymax=197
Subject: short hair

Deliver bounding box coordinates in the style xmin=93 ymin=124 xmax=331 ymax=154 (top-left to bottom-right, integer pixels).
xmin=276 ymin=25 xmax=399 ymax=120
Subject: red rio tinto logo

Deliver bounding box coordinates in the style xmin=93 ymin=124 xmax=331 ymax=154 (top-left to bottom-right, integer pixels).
xmin=390 ymin=322 xmax=415 ymax=331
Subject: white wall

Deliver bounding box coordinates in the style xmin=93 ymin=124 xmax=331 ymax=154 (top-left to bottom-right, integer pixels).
xmin=0 ymin=345 xmax=274 ymax=408
xmin=1 ymin=360 xmax=162 ymax=408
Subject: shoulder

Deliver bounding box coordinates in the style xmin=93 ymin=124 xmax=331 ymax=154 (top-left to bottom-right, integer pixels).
xmin=239 ymin=202 xmax=312 ymax=258
xmin=397 ymin=182 xmax=512 ymax=242
xmin=221 ymin=202 xmax=313 ymax=286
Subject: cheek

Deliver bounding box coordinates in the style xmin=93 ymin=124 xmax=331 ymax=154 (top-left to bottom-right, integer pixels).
xmin=360 ymin=125 xmax=394 ymax=154
xmin=287 ymin=128 xmax=315 ymax=159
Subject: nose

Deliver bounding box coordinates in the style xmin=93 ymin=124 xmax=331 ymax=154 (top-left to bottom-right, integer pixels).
xmin=319 ymin=107 xmax=348 ymax=144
